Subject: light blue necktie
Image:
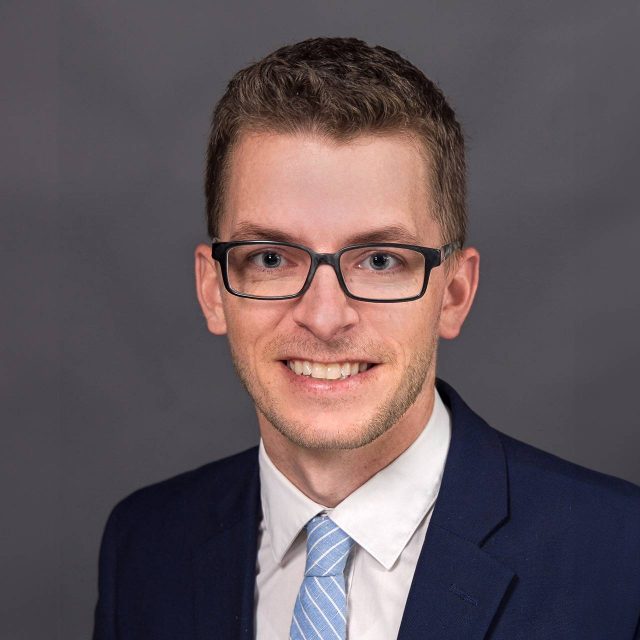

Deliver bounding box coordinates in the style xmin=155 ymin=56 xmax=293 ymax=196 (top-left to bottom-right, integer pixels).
xmin=289 ymin=514 xmax=355 ymax=640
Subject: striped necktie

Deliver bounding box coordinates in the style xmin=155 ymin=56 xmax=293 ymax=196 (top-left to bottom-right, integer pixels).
xmin=289 ymin=514 xmax=355 ymax=640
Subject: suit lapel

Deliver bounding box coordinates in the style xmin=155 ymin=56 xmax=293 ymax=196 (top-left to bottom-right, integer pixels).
xmin=193 ymin=457 xmax=261 ymax=640
xmin=397 ymin=379 xmax=516 ymax=640
xmin=397 ymin=525 xmax=515 ymax=639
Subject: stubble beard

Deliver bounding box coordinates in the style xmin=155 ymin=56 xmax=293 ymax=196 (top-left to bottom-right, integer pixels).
xmin=228 ymin=333 xmax=438 ymax=451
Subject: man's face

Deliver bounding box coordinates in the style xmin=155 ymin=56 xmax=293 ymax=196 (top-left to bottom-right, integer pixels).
xmin=207 ymin=131 xmax=451 ymax=450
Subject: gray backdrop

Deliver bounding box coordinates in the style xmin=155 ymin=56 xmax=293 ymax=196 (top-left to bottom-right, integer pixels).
xmin=2 ymin=1 xmax=639 ymax=638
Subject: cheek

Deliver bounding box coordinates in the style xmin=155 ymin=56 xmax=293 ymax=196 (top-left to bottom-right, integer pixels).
xmin=224 ymin=301 xmax=287 ymax=359
xmin=368 ymin=298 xmax=437 ymax=345
xmin=223 ymin=302 xmax=257 ymax=354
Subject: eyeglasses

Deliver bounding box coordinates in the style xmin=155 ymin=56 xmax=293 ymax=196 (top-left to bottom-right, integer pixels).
xmin=211 ymin=239 xmax=461 ymax=303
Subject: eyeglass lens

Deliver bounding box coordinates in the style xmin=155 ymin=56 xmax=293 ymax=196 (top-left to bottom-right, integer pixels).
xmin=225 ymin=243 xmax=426 ymax=300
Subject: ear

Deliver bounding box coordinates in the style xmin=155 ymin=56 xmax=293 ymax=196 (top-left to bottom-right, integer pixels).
xmin=438 ymin=247 xmax=480 ymax=340
xmin=194 ymin=243 xmax=228 ymax=335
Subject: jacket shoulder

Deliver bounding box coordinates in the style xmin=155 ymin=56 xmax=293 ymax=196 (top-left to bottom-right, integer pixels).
xmin=437 ymin=376 xmax=640 ymax=517
xmin=499 ymin=429 xmax=640 ymax=503
xmin=495 ymin=429 xmax=640 ymax=545
xmin=106 ymin=446 xmax=260 ymax=544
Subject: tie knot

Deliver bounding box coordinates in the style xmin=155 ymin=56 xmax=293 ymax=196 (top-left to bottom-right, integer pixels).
xmin=303 ymin=514 xmax=354 ymax=577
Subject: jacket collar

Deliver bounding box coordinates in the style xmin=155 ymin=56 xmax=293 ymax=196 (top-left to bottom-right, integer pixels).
xmin=430 ymin=378 xmax=509 ymax=544
xmin=396 ymin=378 xmax=514 ymax=639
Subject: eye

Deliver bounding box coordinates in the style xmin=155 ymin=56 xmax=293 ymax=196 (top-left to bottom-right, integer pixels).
xmin=250 ymin=251 xmax=284 ymax=269
xmin=362 ymin=252 xmax=400 ymax=271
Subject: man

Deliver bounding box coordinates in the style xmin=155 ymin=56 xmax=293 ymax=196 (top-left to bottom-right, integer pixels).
xmin=93 ymin=38 xmax=640 ymax=639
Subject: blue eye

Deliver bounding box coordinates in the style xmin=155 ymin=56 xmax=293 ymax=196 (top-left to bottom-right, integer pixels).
xmin=251 ymin=251 xmax=282 ymax=268
xmin=365 ymin=253 xmax=398 ymax=270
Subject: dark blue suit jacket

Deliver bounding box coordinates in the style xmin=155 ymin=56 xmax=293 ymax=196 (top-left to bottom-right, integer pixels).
xmin=93 ymin=379 xmax=640 ymax=639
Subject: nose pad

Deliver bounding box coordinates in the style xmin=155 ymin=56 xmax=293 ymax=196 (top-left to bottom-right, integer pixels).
xmin=291 ymin=262 xmax=358 ymax=340
xmin=313 ymin=253 xmax=341 ymax=282
xmin=302 ymin=262 xmax=346 ymax=301
xmin=300 ymin=252 xmax=345 ymax=299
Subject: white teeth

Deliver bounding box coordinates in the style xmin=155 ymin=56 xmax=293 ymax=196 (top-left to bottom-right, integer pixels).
xmin=326 ymin=364 xmax=341 ymax=380
xmin=286 ymin=359 xmax=371 ymax=379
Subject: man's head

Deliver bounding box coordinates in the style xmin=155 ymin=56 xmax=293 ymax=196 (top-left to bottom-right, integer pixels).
xmin=195 ymin=38 xmax=479 ymax=453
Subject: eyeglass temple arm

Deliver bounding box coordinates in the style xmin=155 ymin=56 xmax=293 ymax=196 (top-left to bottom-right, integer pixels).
xmin=440 ymin=240 xmax=462 ymax=262
xmin=211 ymin=238 xmax=223 ymax=260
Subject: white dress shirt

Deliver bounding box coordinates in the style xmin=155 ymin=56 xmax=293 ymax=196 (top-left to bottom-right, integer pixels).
xmin=255 ymin=387 xmax=451 ymax=639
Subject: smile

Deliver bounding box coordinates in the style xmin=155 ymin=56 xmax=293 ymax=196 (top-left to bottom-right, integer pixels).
xmin=286 ymin=359 xmax=372 ymax=380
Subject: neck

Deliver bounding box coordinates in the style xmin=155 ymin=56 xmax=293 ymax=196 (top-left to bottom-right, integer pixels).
xmin=260 ymin=382 xmax=436 ymax=507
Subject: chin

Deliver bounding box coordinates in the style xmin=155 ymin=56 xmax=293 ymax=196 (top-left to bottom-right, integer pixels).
xmin=261 ymin=407 xmax=397 ymax=451
xmin=276 ymin=428 xmax=383 ymax=451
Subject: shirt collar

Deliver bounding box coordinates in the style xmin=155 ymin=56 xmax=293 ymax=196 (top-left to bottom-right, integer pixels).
xmin=259 ymin=387 xmax=451 ymax=570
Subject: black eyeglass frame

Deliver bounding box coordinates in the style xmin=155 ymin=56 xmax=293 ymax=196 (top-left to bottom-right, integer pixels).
xmin=211 ymin=238 xmax=462 ymax=303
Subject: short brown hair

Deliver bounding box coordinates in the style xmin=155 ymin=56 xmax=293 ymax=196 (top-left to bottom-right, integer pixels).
xmin=205 ymin=37 xmax=466 ymax=246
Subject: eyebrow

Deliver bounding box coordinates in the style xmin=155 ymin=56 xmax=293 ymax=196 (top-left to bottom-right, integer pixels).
xmin=228 ymin=222 xmax=423 ymax=246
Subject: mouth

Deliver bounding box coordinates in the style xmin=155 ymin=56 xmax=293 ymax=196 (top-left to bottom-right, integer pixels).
xmin=282 ymin=359 xmax=377 ymax=380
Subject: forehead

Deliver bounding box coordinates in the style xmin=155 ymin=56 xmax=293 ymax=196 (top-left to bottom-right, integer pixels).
xmin=220 ymin=131 xmax=440 ymax=248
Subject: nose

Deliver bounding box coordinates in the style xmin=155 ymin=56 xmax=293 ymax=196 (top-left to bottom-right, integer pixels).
xmin=291 ymin=264 xmax=359 ymax=342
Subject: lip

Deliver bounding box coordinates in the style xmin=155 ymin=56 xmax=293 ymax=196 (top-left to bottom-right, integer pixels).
xmin=278 ymin=360 xmax=379 ymax=394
